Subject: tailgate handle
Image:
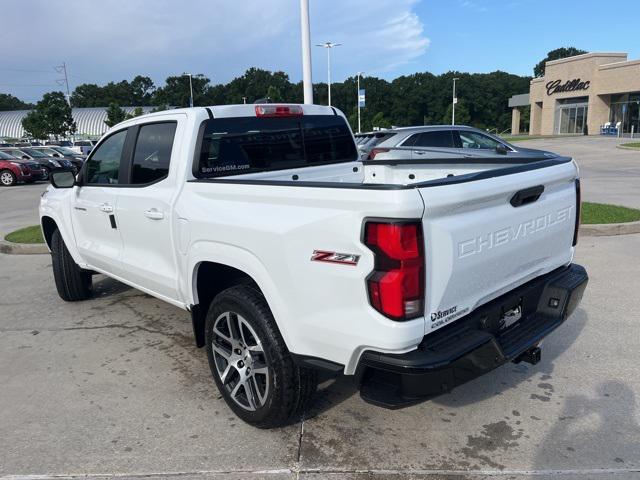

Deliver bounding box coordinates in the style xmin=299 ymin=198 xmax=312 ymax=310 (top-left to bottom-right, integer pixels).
xmin=510 ymin=185 xmax=544 ymax=207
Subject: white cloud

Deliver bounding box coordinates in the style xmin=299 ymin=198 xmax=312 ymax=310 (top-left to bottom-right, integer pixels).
xmin=0 ymin=0 xmax=429 ymax=101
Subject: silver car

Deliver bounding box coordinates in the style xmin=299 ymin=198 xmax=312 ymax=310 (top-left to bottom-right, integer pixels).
xmin=363 ymin=125 xmax=558 ymax=161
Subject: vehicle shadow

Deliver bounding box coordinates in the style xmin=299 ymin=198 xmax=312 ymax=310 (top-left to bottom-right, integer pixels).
xmin=533 ymin=380 xmax=640 ymax=470
xmin=91 ymin=275 xmax=133 ymax=297
xmin=432 ymin=308 xmax=588 ymax=407
xmin=304 ymin=374 xmax=359 ymax=420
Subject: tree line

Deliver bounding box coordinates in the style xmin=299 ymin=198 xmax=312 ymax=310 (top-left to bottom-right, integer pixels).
xmin=2 ymin=48 xmax=587 ymax=138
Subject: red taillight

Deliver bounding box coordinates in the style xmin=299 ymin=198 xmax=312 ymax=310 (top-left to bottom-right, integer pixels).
xmin=573 ymin=178 xmax=581 ymax=246
xmin=254 ymin=105 xmax=303 ymax=117
xmin=368 ymin=148 xmax=390 ymax=160
xmin=364 ymin=221 xmax=425 ymax=321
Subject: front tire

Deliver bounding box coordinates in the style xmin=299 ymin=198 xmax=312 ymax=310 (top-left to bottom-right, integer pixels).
xmin=0 ymin=169 xmax=16 ymax=186
xmin=51 ymin=229 xmax=92 ymax=301
xmin=205 ymin=285 xmax=317 ymax=428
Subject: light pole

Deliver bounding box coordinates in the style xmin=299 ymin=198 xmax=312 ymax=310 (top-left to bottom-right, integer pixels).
xmin=183 ymin=73 xmax=194 ymax=108
xmin=300 ymin=0 xmax=313 ymax=104
xmin=452 ymin=77 xmax=459 ymax=125
xmin=356 ymin=72 xmax=364 ymax=133
xmin=316 ymin=42 xmax=341 ymax=106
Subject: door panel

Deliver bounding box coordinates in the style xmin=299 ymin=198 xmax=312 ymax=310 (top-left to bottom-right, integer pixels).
xmin=115 ymin=119 xmax=182 ymax=301
xmin=71 ymin=187 xmax=122 ymax=274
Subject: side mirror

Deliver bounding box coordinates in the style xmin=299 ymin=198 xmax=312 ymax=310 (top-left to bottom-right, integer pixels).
xmin=53 ymin=153 xmax=60 ymax=157
xmin=50 ymin=170 xmax=76 ymax=189
xmin=22 ymin=155 xmax=29 ymax=160
xmin=495 ymin=144 xmax=509 ymax=155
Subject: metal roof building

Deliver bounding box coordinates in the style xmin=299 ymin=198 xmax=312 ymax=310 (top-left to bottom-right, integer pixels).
xmin=0 ymin=106 xmax=155 ymax=139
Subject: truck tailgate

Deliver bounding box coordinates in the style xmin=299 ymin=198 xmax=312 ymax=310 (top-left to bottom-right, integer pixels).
xmin=418 ymin=160 xmax=578 ymax=335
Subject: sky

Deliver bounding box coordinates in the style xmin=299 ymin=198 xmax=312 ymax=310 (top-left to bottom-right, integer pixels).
xmin=1 ymin=0 xmax=639 ymax=103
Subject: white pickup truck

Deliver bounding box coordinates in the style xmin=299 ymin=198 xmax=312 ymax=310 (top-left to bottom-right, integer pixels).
xmin=40 ymin=104 xmax=588 ymax=428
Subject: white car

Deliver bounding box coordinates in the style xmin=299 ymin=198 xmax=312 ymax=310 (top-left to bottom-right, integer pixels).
xmin=40 ymin=104 xmax=588 ymax=428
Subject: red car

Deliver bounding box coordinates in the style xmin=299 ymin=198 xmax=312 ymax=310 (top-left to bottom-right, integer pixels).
xmin=0 ymin=150 xmax=33 ymax=186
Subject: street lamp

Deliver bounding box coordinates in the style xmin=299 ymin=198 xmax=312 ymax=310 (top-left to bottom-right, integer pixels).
xmin=452 ymin=77 xmax=459 ymax=125
xmin=182 ymin=73 xmax=205 ymax=108
xmin=316 ymin=41 xmax=342 ymax=106
xmin=356 ymin=72 xmax=364 ymax=133
xmin=300 ymin=0 xmax=313 ymax=104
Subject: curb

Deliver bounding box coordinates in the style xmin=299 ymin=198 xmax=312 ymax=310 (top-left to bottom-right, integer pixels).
xmin=580 ymin=220 xmax=640 ymax=237
xmin=616 ymin=145 xmax=640 ymax=151
xmin=0 ymin=240 xmax=49 ymax=255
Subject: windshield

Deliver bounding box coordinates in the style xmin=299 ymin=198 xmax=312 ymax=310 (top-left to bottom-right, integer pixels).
xmin=196 ymin=114 xmax=357 ymax=178
xmin=0 ymin=151 xmax=15 ymax=160
xmin=22 ymin=148 xmax=48 ymax=158
xmin=54 ymin=147 xmax=77 ymax=156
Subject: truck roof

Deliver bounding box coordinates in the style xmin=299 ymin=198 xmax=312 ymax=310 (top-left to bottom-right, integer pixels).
xmin=117 ymin=104 xmax=338 ymax=126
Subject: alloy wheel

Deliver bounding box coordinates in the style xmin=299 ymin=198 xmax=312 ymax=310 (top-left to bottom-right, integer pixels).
xmin=1 ymin=171 xmax=14 ymax=186
xmin=211 ymin=311 xmax=270 ymax=411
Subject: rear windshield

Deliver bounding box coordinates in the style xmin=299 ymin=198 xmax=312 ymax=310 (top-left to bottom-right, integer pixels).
xmin=195 ymin=115 xmax=357 ymax=178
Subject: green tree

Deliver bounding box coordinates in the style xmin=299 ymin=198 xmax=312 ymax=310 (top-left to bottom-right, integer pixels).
xmin=442 ymin=100 xmax=471 ymax=125
xmin=104 ymin=103 xmax=127 ymax=127
xmin=534 ymin=47 xmax=588 ymax=77
xmin=371 ymin=111 xmax=392 ymax=129
xmin=21 ymin=92 xmax=75 ymax=139
xmin=125 ymin=106 xmax=144 ymax=119
xmin=21 ymin=111 xmax=49 ymax=139
xmin=0 ymin=93 xmax=31 ymax=111
xmin=154 ymin=74 xmax=210 ymax=107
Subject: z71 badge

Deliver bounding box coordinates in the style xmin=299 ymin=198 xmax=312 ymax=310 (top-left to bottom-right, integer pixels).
xmin=311 ymin=250 xmax=360 ymax=266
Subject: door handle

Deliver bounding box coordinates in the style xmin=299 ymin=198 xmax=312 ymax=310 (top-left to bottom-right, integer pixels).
xmin=413 ymin=150 xmax=427 ymax=155
xmin=99 ymin=203 xmax=114 ymax=213
xmin=144 ymin=208 xmax=164 ymax=220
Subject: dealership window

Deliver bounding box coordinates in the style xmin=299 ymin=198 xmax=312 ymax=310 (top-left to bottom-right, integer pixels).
xmin=610 ymin=92 xmax=640 ymax=135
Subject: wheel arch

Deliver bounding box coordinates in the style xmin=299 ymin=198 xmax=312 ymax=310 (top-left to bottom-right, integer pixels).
xmin=41 ymin=215 xmax=58 ymax=249
xmin=188 ymin=249 xmax=291 ymax=353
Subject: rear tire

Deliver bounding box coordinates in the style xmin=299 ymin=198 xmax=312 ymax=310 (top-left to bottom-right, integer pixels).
xmin=0 ymin=169 xmax=16 ymax=186
xmin=51 ymin=229 xmax=92 ymax=301
xmin=205 ymin=285 xmax=317 ymax=428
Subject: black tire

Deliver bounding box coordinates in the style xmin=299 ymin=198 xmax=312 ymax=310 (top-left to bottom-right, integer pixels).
xmin=51 ymin=229 xmax=93 ymax=301
xmin=205 ymin=285 xmax=317 ymax=428
xmin=0 ymin=169 xmax=16 ymax=186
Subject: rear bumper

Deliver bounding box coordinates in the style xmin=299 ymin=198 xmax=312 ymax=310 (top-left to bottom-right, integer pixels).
xmin=356 ymin=263 xmax=588 ymax=408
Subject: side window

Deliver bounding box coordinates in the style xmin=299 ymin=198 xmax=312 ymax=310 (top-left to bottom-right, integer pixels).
xmin=131 ymin=123 xmax=177 ymax=184
xmin=85 ymin=130 xmax=127 ymax=185
xmin=412 ymin=131 xmax=455 ymax=148
xmin=459 ymin=131 xmax=502 ymax=150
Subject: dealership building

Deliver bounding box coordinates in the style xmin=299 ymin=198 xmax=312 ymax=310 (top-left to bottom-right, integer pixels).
xmin=509 ymin=52 xmax=640 ymax=135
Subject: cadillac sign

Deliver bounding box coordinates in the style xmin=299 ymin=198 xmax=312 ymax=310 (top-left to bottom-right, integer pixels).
xmin=546 ymin=78 xmax=590 ymax=96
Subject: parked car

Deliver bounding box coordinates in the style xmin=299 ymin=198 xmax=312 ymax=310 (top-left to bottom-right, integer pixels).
xmin=0 ymin=150 xmax=48 ymax=182
xmin=45 ymin=140 xmax=74 ymax=147
xmin=32 ymin=146 xmax=85 ymax=171
xmin=41 ymin=104 xmax=587 ymax=428
xmin=72 ymin=140 xmax=94 ymax=156
xmin=0 ymin=147 xmax=72 ymax=177
xmin=363 ymin=125 xmax=558 ymax=161
xmin=0 ymin=150 xmax=35 ymax=186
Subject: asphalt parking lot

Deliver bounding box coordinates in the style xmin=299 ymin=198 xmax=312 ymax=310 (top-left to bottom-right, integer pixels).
xmin=1 ymin=136 xmax=639 ymax=479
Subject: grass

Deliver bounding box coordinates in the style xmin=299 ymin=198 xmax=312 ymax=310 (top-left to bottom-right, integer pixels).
xmin=620 ymin=142 xmax=640 ymax=149
xmin=4 ymin=225 xmax=44 ymax=244
xmin=581 ymin=202 xmax=640 ymax=225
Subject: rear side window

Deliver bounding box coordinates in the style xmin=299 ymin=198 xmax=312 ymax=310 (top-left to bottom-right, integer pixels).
xmin=195 ymin=115 xmax=357 ymax=178
xmin=131 ymin=122 xmax=177 ymax=184
xmin=86 ymin=130 xmax=127 ymax=185
xmin=405 ymin=131 xmax=455 ymax=148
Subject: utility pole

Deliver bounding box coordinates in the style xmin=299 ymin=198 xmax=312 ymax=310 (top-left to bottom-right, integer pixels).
xmin=452 ymin=77 xmax=459 ymax=125
xmin=356 ymin=72 xmax=364 ymax=133
xmin=54 ymin=62 xmax=71 ymax=105
xmin=316 ymin=42 xmax=341 ymax=106
xmin=300 ymin=0 xmax=313 ymax=104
